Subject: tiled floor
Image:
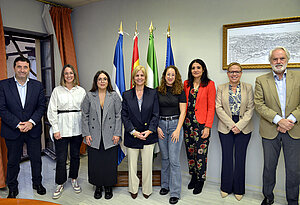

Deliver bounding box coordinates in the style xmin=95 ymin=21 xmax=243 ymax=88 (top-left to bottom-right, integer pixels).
xmin=0 ymin=155 xmax=287 ymax=205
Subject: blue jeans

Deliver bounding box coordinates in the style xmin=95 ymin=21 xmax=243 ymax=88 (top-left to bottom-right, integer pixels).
xmin=158 ymin=118 xmax=183 ymax=198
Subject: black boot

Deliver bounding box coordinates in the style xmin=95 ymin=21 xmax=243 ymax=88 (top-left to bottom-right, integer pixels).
xmin=188 ymin=173 xmax=197 ymax=189
xmin=193 ymin=181 xmax=204 ymax=194
xmin=104 ymin=186 xmax=113 ymax=199
xmin=94 ymin=186 xmax=102 ymax=199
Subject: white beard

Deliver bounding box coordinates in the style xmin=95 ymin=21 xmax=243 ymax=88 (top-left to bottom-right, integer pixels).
xmin=271 ymin=63 xmax=287 ymax=74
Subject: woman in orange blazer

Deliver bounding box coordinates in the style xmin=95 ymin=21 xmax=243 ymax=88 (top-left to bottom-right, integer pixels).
xmin=183 ymin=59 xmax=216 ymax=195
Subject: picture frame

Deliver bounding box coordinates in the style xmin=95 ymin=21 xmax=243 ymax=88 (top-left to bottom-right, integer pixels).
xmin=223 ymin=16 xmax=300 ymax=69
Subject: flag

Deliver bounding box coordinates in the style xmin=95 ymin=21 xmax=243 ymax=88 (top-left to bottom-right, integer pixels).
xmin=165 ymin=33 xmax=175 ymax=68
xmin=131 ymin=32 xmax=139 ymax=88
xmin=147 ymin=22 xmax=159 ymax=88
xmin=112 ymin=22 xmax=126 ymax=165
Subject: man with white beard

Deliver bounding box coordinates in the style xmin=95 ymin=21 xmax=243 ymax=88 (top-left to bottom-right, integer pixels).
xmin=254 ymin=47 xmax=300 ymax=205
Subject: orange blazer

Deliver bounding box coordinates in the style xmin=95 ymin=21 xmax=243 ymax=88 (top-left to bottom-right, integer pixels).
xmin=184 ymin=80 xmax=216 ymax=128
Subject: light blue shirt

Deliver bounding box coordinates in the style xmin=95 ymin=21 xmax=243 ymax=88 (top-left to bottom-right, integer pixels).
xmin=14 ymin=77 xmax=36 ymax=126
xmin=15 ymin=77 xmax=28 ymax=108
xmin=272 ymin=71 xmax=297 ymax=124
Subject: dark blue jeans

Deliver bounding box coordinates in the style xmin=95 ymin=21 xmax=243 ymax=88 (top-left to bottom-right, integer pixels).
xmin=54 ymin=135 xmax=83 ymax=185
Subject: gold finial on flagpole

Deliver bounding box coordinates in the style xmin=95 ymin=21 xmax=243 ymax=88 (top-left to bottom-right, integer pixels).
xmin=135 ymin=21 xmax=138 ymax=33
xmin=149 ymin=21 xmax=153 ymax=34
xmin=167 ymin=22 xmax=170 ymax=37
xmin=119 ymin=21 xmax=123 ymax=34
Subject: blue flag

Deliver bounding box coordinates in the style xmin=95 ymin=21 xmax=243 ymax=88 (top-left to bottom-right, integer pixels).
xmin=113 ymin=32 xmax=126 ymax=165
xmin=165 ymin=36 xmax=175 ymax=68
xmin=113 ymin=33 xmax=126 ymax=98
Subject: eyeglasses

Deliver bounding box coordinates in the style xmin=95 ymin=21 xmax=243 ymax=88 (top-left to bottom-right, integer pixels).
xmin=228 ymin=71 xmax=242 ymax=75
xmin=98 ymin=77 xmax=108 ymax=82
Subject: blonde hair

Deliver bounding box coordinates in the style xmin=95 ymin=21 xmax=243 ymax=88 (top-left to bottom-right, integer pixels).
xmin=132 ymin=65 xmax=147 ymax=86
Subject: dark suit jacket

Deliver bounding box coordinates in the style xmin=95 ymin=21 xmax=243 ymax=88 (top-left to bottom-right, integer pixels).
xmin=121 ymin=86 xmax=159 ymax=149
xmin=0 ymin=77 xmax=46 ymax=140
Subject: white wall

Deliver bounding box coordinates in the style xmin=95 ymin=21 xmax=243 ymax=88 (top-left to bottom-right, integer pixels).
xmin=71 ymin=0 xmax=300 ymax=196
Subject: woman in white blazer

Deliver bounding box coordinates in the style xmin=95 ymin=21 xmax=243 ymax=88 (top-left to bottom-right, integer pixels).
xmin=215 ymin=62 xmax=254 ymax=201
xmin=81 ymin=70 xmax=122 ymax=200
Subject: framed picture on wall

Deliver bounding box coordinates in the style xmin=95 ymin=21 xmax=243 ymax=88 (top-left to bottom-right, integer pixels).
xmin=223 ymin=16 xmax=300 ymax=69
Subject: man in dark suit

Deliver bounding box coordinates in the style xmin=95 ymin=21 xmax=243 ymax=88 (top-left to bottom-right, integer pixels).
xmin=0 ymin=56 xmax=46 ymax=198
xmin=254 ymin=47 xmax=300 ymax=205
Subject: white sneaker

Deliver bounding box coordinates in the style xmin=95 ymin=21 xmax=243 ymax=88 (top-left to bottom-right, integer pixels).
xmin=71 ymin=179 xmax=81 ymax=193
xmin=53 ymin=184 xmax=64 ymax=199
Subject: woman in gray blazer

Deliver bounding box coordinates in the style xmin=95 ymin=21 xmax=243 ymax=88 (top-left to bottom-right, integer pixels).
xmin=81 ymin=70 xmax=122 ymax=200
xmin=215 ymin=62 xmax=254 ymax=201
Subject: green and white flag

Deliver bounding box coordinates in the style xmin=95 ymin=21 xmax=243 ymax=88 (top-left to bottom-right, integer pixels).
xmin=147 ymin=28 xmax=159 ymax=88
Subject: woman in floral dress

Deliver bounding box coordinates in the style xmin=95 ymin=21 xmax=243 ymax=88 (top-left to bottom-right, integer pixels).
xmin=183 ymin=59 xmax=216 ymax=195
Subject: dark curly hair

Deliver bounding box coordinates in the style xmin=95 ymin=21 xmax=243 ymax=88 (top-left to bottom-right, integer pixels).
xmin=187 ymin=59 xmax=211 ymax=88
xmin=158 ymin=65 xmax=183 ymax=95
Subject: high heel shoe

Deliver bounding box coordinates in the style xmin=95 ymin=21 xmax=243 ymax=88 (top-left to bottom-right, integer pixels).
xmin=235 ymin=194 xmax=243 ymax=201
xmin=221 ymin=190 xmax=228 ymax=198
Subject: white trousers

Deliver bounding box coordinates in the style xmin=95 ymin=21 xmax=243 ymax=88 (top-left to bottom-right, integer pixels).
xmin=127 ymin=144 xmax=155 ymax=195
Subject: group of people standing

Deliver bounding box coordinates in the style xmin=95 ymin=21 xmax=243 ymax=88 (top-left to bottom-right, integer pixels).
xmin=0 ymin=46 xmax=299 ymax=205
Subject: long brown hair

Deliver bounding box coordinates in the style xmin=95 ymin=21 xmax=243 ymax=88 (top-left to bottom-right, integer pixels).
xmin=158 ymin=65 xmax=183 ymax=95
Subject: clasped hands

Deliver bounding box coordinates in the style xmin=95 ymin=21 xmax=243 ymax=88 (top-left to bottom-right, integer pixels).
xmin=231 ymin=125 xmax=241 ymax=134
xmin=133 ymin=130 xmax=152 ymax=140
xmin=277 ymin=119 xmax=294 ymax=133
xmin=18 ymin=121 xmax=33 ymax=133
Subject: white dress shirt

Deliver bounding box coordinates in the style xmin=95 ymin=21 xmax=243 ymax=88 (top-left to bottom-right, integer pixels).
xmin=14 ymin=77 xmax=35 ymax=126
xmin=47 ymin=85 xmax=86 ymax=137
xmin=272 ymin=70 xmax=296 ymax=124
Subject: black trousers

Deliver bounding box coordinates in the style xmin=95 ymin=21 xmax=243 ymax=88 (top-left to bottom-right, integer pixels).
xmin=54 ymin=135 xmax=83 ymax=185
xmin=219 ymin=115 xmax=251 ymax=195
xmin=262 ymin=132 xmax=300 ymax=205
xmin=5 ymin=133 xmax=42 ymax=191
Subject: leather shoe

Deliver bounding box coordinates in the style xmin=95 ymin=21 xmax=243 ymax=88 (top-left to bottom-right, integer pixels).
xmin=261 ymin=197 xmax=274 ymax=205
xmin=94 ymin=186 xmax=102 ymax=199
xmin=169 ymin=197 xmax=179 ymax=204
xmin=33 ymin=184 xmax=46 ymax=195
xmin=143 ymin=193 xmax=150 ymax=199
xmin=130 ymin=192 xmax=138 ymax=199
xmin=159 ymin=188 xmax=170 ymax=195
xmin=104 ymin=186 xmax=113 ymax=199
xmin=7 ymin=190 xmax=18 ymax=198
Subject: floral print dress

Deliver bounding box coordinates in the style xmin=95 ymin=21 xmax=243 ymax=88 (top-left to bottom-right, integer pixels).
xmin=183 ymin=86 xmax=210 ymax=181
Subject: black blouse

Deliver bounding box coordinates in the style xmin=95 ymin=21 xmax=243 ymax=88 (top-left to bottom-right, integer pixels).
xmin=157 ymin=86 xmax=186 ymax=116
